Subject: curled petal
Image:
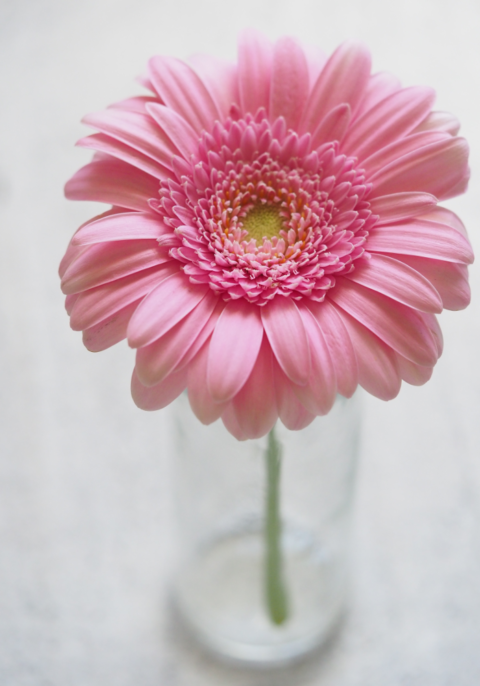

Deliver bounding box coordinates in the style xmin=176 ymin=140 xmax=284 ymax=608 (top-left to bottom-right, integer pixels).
xmin=83 ymin=300 xmax=140 ymax=352
xmin=127 ymin=272 xmax=209 ymax=348
xmin=334 ymin=306 xmax=401 ymax=401
xmin=311 ymin=103 xmax=351 ymax=148
xmin=395 ymin=354 xmax=434 ymax=386
xmin=207 ymin=299 xmax=264 ymax=403
xmin=148 ymin=56 xmax=222 ymax=133
xmin=61 ymin=240 xmax=167 ymax=295
xmin=131 ymin=368 xmax=187 ymax=411
xmin=230 ymin=339 xmax=278 ymax=439
xmin=367 ymin=219 xmax=474 ymax=265
xmin=370 ymin=192 xmax=437 ymax=225
xmin=308 ymin=300 xmax=358 ymax=398
xmin=72 ymin=211 xmax=170 ymax=246
xmin=354 ymin=71 xmax=402 ymax=120
xmin=82 ymin=109 xmax=178 ymax=169
xmin=345 ymin=253 xmax=443 ymax=314
xmin=65 ymin=157 xmax=160 ymax=211
xmin=301 ymin=41 xmax=371 ymax=133
xmin=273 ymin=363 xmax=316 ymax=430
xmin=70 ymin=264 xmax=177 ymax=331
xmin=77 ymin=133 xmax=170 ymax=180
xmin=108 ymin=95 xmax=159 ymax=113
xmin=65 ymin=294 xmax=79 ymax=315
xmin=418 ymin=206 xmax=468 ymax=238
xmin=369 ymin=137 xmax=470 ymax=201
xmin=146 ymin=104 xmax=200 ymax=158
xmin=342 ymin=86 xmax=435 ymax=160
xmin=188 ymin=340 xmax=227 ymax=425
xmin=261 ymin=297 xmax=311 ymax=386
xmin=295 ymin=304 xmax=337 ymax=414
xmin=414 ymin=110 xmax=460 ymax=136
xmin=329 ymin=279 xmax=439 ymax=367
xmin=189 ymin=54 xmax=239 ymax=120
xmin=135 ymin=291 xmax=218 ymax=386
xmin=389 ymin=254 xmax=470 ymax=311
xmin=361 ymin=131 xmax=447 ymax=177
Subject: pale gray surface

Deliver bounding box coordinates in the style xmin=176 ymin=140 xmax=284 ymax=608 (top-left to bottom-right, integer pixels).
xmin=1 ymin=0 xmax=480 ymax=684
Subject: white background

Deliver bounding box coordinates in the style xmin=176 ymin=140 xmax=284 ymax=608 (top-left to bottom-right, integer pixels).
xmin=0 ymin=0 xmax=479 ymax=684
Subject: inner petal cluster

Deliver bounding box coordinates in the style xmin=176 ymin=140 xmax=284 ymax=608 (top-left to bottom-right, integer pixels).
xmin=154 ymin=110 xmax=378 ymax=304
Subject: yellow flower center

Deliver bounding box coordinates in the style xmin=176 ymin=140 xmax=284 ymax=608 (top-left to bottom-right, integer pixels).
xmin=242 ymin=203 xmax=284 ymax=242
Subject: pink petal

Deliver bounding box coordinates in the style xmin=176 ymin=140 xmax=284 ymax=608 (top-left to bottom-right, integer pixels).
xmin=82 ymin=109 xmax=178 ymax=169
xmin=221 ymin=403 xmax=249 ymax=441
xmin=311 ymin=103 xmax=351 ymax=148
xmin=61 ymin=240 xmax=167 ymax=295
xmin=367 ymin=219 xmax=474 ymax=264
xmin=307 ymin=300 xmax=358 ymax=398
xmin=329 ymin=279 xmax=439 ymax=367
xmin=176 ymin=299 xmax=225 ymax=370
xmin=135 ymin=291 xmax=218 ymax=386
xmin=346 ymin=254 xmax=443 ymax=313
xmin=77 ymin=133 xmax=170 ymax=181
xmin=82 ymin=300 xmax=140 ymax=352
xmin=261 ymin=297 xmax=311 ymax=386
xmin=131 ymin=368 xmax=187 ymax=411
xmin=72 ymin=211 xmax=170 ymax=246
xmin=231 ymin=339 xmax=278 ymax=439
xmin=354 ymin=71 xmax=402 ymax=120
xmin=369 ymin=137 xmax=470 ymax=201
xmin=388 ymin=254 xmax=470 ymax=311
xmin=148 ymin=56 xmax=221 ymax=134
xmin=65 ymin=294 xmax=79 ymax=315
xmin=418 ymin=206 xmax=468 ymax=237
xmin=187 ymin=340 xmax=228 ymax=425
xmin=108 ymin=95 xmax=160 ymax=113
xmin=301 ymin=41 xmax=371 ymax=134
xmin=303 ymin=44 xmax=327 ymax=88
xmin=370 ymin=192 xmax=437 ymax=225
xmin=294 ymin=304 xmax=337 ymax=414
xmin=413 ymin=110 xmax=460 ymax=136
xmin=334 ymin=306 xmax=401 ymax=401
xmin=135 ymin=73 xmax=156 ymax=93
xmin=274 ymin=363 xmax=316 ymax=431
xmin=146 ymin=104 xmax=200 ymax=158
xmin=59 ymin=241 xmax=87 ymax=280
xmin=395 ymin=354 xmax=434 ymax=386
xmin=238 ymin=29 xmax=273 ymax=116
xmin=361 ymin=131 xmax=447 ymax=177
xmin=341 ymin=86 xmax=435 ymax=160
xmin=269 ymin=36 xmax=309 ymax=131
xmin=422 ymin=312 xmax=443 ymax=357
xmin=70 ymin=264 xmax=178 ymax=332
xmin=61 ymin=208 xmax=128 ymax=276
xmin=65 ymin=158 xmax=160 ymax=212
xmin=127 ymin=272 xmax=209 ymax=348
xmin=189 ymin=54 xmax=239 ymax=121
xmin=207 ymin=299 xmax=264 ymax=403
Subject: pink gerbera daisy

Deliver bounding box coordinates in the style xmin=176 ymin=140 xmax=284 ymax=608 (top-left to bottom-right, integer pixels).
xmin=60 ymin=31 xmax=473 ymax=440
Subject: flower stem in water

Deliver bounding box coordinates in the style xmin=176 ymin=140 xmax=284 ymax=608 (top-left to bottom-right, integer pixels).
xmin=264 ymin=426 xmax=289 ymax=625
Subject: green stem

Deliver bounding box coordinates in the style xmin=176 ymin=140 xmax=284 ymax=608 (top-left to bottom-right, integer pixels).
xmin=264 ymin=426 xmax=289 ymax=625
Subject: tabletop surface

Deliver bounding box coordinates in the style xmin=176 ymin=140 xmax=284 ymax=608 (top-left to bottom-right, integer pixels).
xmin=1 ymin=1 xmax=479 ymax=684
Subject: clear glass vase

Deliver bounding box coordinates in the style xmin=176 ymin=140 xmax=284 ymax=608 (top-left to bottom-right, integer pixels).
xmin=170 ymin=392 xmax=361 ymax=667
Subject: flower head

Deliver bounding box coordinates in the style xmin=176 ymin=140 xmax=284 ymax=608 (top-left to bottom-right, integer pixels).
xmin=60 ymin=32 xmax=473 ymax=439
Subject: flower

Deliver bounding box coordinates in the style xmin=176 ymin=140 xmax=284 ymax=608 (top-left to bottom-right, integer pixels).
xmin=60 ymin=31 xmax=473 ymax=440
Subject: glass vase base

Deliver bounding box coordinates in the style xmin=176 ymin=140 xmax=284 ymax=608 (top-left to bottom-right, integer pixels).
xmin=173 ymin=522 xmax=347 ymax=667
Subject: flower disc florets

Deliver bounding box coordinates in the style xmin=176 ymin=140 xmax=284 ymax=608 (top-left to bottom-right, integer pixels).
xmin=156 ymin=111 xmax=376 ymax=304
